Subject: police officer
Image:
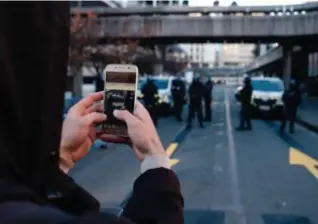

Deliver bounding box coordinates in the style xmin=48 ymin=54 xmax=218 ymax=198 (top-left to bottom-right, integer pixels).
xmin=236 ymin=76 xmax=253 ymax=131
xmin=141 ymin=78 xmax=159 ymax=126
xmin=203 ymin=77 xmax=213 ymax=122
xmin=280 ymin=80 xmax=301 ymax=135
xmin=171 ymin=76 xmax=186 ymax=122
xmin=187 ymin=75 xmax=204 ymax=129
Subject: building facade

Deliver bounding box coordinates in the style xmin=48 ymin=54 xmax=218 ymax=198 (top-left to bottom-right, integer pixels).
xmin=180 ymin=43 xmax=255 ymax=68
xmin=180 ymin=44 xmax=218 ymax=67
xmin=218 ymin=43 xmax=255 ymax=68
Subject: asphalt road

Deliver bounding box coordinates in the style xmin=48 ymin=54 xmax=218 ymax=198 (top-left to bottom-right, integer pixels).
xmin=71 ymin=85 xmax=318 ymax=224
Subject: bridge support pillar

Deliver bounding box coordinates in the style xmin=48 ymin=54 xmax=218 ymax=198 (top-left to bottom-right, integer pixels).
xmin=292 ymin=48 xmax=309 ymax=83
xmin=282 ymin=45 xmax=292 ymax=90
xmin=152 ymin=44 xmax=166 ymax=75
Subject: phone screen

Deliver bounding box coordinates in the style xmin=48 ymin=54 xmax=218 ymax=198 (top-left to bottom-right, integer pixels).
xmin=103 ymin=71 xmax=136 ymax=137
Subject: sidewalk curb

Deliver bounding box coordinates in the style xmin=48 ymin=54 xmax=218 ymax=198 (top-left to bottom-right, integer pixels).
xmin=296 ymin=117 xmax=318 ymax=134
xmin=117 ymin=124 xmax=190 ymax=216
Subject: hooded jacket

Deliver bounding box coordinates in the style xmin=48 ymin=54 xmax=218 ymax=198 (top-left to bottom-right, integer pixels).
xmin=0 ymin=2 xmax=183 ymax=223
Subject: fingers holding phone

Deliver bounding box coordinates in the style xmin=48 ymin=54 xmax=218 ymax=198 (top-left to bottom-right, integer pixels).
xmin=100 ymin=101 xmax=165 ymax=161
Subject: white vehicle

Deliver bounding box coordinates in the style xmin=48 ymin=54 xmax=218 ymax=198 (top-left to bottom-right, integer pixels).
xmin=137 ymin=76 xmax=174 ymax=115
xmin=236 ymin=77 xmax=285 ymax=116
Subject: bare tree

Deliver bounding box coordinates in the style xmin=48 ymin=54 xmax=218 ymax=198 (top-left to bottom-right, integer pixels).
xmin=69 ymin=11 xmax=142 ymax=96
xmin=69 ymin=11 xmax=99 ymax=97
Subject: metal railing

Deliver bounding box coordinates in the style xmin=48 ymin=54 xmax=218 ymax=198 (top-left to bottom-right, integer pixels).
xmin=70 ymin=2 xmax=318 ymax=17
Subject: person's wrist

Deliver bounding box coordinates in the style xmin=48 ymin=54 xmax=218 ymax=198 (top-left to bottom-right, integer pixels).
xmin=147 ymin=137 xmax=166 ymax=156
xmin=141 ymin=154 xmax=170 ymax=174
xmin=59 ymin=146 xmax=75 ymax=174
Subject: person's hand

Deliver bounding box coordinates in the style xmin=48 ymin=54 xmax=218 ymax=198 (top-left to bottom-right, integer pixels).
xmin=99 ymin=101 xmax=165 ymax=161
xmin=59 ymin=92 xmax=106 ymax=172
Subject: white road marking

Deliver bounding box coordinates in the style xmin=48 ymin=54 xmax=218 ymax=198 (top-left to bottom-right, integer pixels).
xmin=224 ymin=88 xmax=247 ymax=224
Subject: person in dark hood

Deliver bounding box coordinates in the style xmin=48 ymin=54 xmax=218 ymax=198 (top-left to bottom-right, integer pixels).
xmin=236 ymin=76 xmax=253 ymax=131
xmin=0 ymin=2 xmax=183 ymax=223
xmin=280 ymin=79 xmax=302 ymax=135
xmin=187 ymin=75 xmax=204 ymax=129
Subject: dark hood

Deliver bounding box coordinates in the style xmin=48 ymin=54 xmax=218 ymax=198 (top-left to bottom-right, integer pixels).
xmin=0 ymin=2 xmax=70 ymax=193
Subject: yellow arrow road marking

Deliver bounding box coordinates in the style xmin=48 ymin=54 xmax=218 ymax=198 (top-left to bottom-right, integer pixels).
xmin=289 ymin=147 xmax=318 ymax=179
xmin=166 ymin=142 xmax=180 ymax=168
xmin=169 ymin=158 xmax=180 ymax=167
xmin=166 ymin=143 xmax=178 ymax=157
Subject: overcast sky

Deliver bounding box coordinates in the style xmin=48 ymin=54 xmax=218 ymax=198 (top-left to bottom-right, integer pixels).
xmin=189 ymin=0 xmax=316 ymax=6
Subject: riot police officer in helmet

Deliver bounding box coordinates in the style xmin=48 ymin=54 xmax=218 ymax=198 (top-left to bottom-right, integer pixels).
xmin=141 ymin=78 xmax=159 ymax=126
xmin=171 ymin=76 xmax=186 ymax=122
xmin=280 ymin=79 xmax=301 ymax=135
xmin=187 ymin=75 xmax=204 ymax=129
xmin=236 ymin=76 xmax=253 ymax=131
xmin=203 ymin=77 xmax=213 ymax=122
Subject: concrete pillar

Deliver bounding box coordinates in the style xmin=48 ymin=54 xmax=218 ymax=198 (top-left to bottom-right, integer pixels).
xmin=153 ymin=63 xmax=163 ymax=75
xmin=292 ymin=49 xmax=309 ymax=83
xmin=152 ymin=44 xmax=166 ymax=75
xmin=159 ymin=44 xmax=166 ymax=64
xmin=283 ymin=45 xmax=292 ymax=90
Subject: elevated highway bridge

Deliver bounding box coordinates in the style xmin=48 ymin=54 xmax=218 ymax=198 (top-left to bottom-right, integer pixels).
xmin=71 ymin=2 xmax=318 ymax=91
xmin=71 ymin=2 xmax=318 ymax=44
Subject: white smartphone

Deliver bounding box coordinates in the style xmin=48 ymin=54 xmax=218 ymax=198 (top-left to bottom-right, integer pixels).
xmin=102 ymin=64 xmax=139 ymax=137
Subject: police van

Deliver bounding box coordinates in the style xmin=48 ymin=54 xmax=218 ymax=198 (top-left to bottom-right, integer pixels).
xmin=137 ymin=76 xmax=174 ymax=116
xmin=236 ymin=77 xmax=285 ymax=116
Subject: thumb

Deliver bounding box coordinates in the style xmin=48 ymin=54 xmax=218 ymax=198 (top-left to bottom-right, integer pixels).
xmin=113 ymin=109 xmax=136 ymax=125
xmin=83 ymin=112 xmax=106 ymax=125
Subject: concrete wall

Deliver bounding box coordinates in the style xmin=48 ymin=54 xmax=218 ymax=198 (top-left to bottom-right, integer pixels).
xmin=99 ymin=13 xmax=318 ymax=38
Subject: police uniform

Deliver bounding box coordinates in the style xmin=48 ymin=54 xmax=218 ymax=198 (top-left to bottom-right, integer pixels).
xmin=187 ymin=77 xmax=204 ymax=128
xmin=236 ymin=77 xmax=253 ymax=131
xmin=141 ymin=79 xmax=159 ymax=126
xmin=171 ymin=77 xmax=186 ymax=121
xmin=203 ymin=79 xmax=213 ymax=122
xmin=280 ymin=80 xmax=301 ymax=135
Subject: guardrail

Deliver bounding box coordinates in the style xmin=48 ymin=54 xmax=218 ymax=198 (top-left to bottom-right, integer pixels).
xmin=70 ymin=2 xmax=318 ymax=16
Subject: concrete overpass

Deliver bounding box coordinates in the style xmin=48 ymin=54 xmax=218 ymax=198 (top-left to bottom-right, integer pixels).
xmin=72 ymin=2 xmax=318 ymax=44
xmin=71 ymin=2 xmax=318 ymax=85
xmin=71 ymin=2 xmax=318 ymax=16
xmin=95 ymin=13 xmax=318 ymax=44
xmin=245 ymin=44 xmax=318 ymax=96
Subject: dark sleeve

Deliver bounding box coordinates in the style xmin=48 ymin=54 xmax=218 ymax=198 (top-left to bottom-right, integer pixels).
xmin=123 ymin=168 xmax=184 ymax=224
xmin=0 ymin=201 xmax=134 ymax=224
xmin=68 ymin=211 xmax=134 ymax=224
xmin=48 ymin=170 xmax=100 ymax=215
